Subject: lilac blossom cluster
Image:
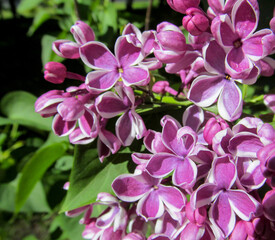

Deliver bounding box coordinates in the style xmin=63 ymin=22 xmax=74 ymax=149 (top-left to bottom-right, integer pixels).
xmin=35 ymin=0 xmax=275 ymax=239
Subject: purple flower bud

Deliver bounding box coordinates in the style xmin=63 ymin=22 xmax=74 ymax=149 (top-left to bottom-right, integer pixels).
xmin=262 ymin=189 xmax=275 ymax=221
xmin=182 ymin=7 xmax=210 ymax=36
xmin=156 ymin=22 xmax=187 ymax=51
xmin=203 ymin=117 xmax=229 ymax=145
xmin=257 ymin=143 xmax=275 ymax=187
xmin=270 ymin=7 xmax=275 ymax=32
xmin=70 ymin=20 xmax=95 ymax=45
xmin=167 ymin=0 xmax=200 ymax=14
xmin=52 ymin=40 xmax=80 ymax=59
xmin=152 ymin=81 xmax=178 ymax=96
xmin=44 ymin=62 xmax=67 ymax=84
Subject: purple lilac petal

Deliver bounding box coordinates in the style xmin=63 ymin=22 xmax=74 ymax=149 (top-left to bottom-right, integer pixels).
xmin=228 ymin=189 xmax=260 ymax=220
xmin=115 ymin=36 xmax=143 ymax=67
xmin=57 ymin=97 xmax=85 ymax=121
xmin=176 ymin=127 xmax=197 ymax=156
xmin=131 ymin=110 xmax=147 ymax=140
xmin=209 ymin=193 xmax=236 ymax=238
xmin=146 ymin=153 xmax=179 ymax=178
xmin=217 ymin=80 xmax=242 ymax=121
xmin=98 ymin=138 xmax=111 ymax=162
xmin=85 ymin=70 xmax=120 ymax=92
xmin=226 ymin=48 xmax=253 ymax=77
xmin=212 ymin=128 xmax=233 ymax=155
xmin=144 ymin=130 xmax=171 ymax=154
xmin=96 ymin=206 xmax=119 ymax=228
xmin=180 ymin=222 xmax=205 ymax=240
xmin=78 ymin=109 xmax=98 ymax=138
xmin=158 ymin=185 xmax=186 ymax=213
xmin=96 ymin=91 xmax=129 ymax=118
xmin=52 ymin=114 xmax=76 ymax=136
xmin=228 ymin=132 xmax=264 ymax=158
xmin=80 ymin=42 xmax=118 ymax=70
xmin=137 ymin=191 xmax=164 ymax=220
xmin=191 ymin=183 xmax=221 ymax=209
xmin=232 ymin=0 xmax=257 ymax=39
xmin=211 ymin=14 xmax=238 ymax=48
xmin=239 ymin=160 xmax=265 ymax=190
xmin=211 ymin=155 xmax=236 ymax=189
xmin=69 ymin=128 xmax=95 ymax=144
xmin=188 ymin=75 xmax=225 ymax=107
xmin=182 ymin=105 xmax=204 ymax=132
xmin=121 ymin=66 xmax=149 ymax=86
xmin=70 ymin=20 xmax=95 ymax=45
xmin=112 ymin=174 xmax=152 ymax=202
xmin=203 ymin=40 xmax=226 ymax=74
xmin=164 ymin=51 xmax=199 ymax=74
xmin=116 ymin=110 xmax=135 ymax=146
xmin=99 ymin=128 xmax=121 ymax=154
xmin=173 ymin=157 xmax=197 ymax=188
xmin=242 ymin=30 xmax=268 ymax=61
xmin=52 ymin=40 xmax=80 ymax=59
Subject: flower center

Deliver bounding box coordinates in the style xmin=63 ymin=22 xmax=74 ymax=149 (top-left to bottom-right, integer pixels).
xmin=233 ymin=39 xmax=242 ymax=48
xmin=118 ymin=68 xmax=124 ymax=73
xmin=153 ymin=185 xmax=159 ymax=190
xmin=225 ymin=74 xmax=231 ymax=80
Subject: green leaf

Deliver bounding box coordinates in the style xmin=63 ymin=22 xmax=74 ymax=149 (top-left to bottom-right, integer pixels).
xmin=17 ymin=0 xmax=44 ymax=15
xmin=0 ymin=91 xmax=52 ymax=131
xmin=27 ymin=9 xmax=52 ymax=36
xmin=60 ymin=144 xmax=132 ymax=212
xmin=15 ymin=142 xmax=68 ymax=213
xmin=0 ymin=177 xmax=50 ymax=213
xmin=41 ymin=35 xmax=64 ymax=66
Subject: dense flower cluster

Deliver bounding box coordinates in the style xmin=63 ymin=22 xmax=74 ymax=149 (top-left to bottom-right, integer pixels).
xmin=36 ymin=0 xmax=275 ymax=239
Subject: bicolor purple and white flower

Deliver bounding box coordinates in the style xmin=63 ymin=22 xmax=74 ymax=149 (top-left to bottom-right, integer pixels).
xmin=211 ymin=0 xmax=274 ymax=78
xmin=188 ymin=40 xmax=259 ymax=121
xmin=95 ymin=82 xmax=147 ymax=146
xmin=191 ymin=155 xmax=261 ymax=238
xmin=112 ymin=171 xmax=186 ymax=221
xmin=80 ymin=35 xmax=149 ymax=92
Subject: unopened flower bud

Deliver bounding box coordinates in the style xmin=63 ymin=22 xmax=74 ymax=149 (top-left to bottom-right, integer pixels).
xmin=70 ymin=21 xmax=95 ymax=45
xmin=44 ymin=62 xmax=67 ymax=84
xmin=52 ymin=40 xmax=80 ymax=59
xmin=156 ymin=22 xmax=186 ymax=51
xmin=203 ymin=117 xmax=229 ymax=145
xmin=167 ymin=0 xmax=200 ymax=14
xmin=182 ymin=7 xmax=210 ymax=36
xmin=152 ymin=81 xmax=178 ymax=96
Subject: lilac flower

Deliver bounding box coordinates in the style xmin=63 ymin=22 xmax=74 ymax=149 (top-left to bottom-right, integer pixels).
xmin=146 ymin=116 xmax=198 ymax=189
xmin=154 ymin=22 xmax=199 ymax=74
xmin=80 ymin=35 xmax=149 ymax=92
xmin=191 ymin=155 xmax=261 ymax=238
xmin=211 ymin=0 xmax=274 ymax=78
xmin=178 ymin=202 xmax=215 ymax=240
xmin=52 ymin=20 xmax=95 ymax=59
xmin=112 ymin=171 xmax=186 ymax=221
xmin=95 ymin=82 xmax=147 ymax=146
xmin=122 ymin=23 xmax=161 ymax=70
xmin=188 ymin=40 xmax=260 ymax=121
